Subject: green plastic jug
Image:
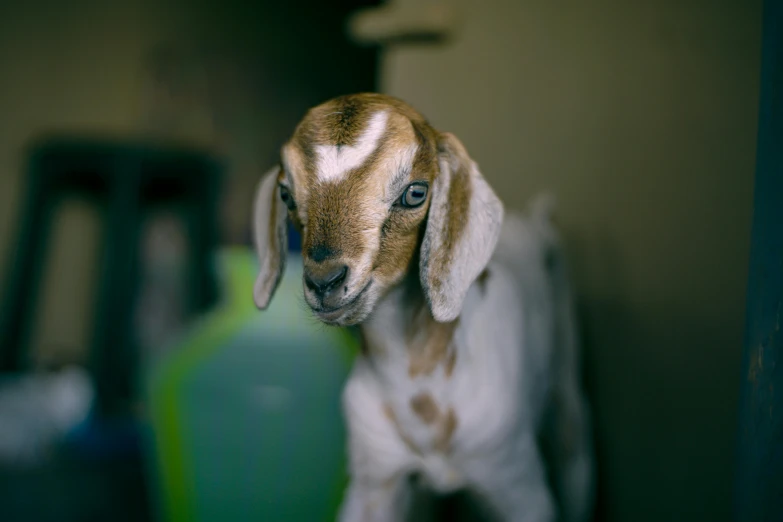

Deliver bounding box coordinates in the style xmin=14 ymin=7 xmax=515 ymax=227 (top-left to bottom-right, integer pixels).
xmin=145 ymin=248 xmax=357 ymax=522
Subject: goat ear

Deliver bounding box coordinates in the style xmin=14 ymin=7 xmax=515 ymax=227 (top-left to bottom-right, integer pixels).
xmin=419 ymin=133 xmax=504 ymax=322
xmin=252 ymin=165 xmax=289 ymax=309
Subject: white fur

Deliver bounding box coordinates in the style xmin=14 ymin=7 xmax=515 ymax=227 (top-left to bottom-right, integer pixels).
xmin=339 ymin=204 xmax=595 ymax=522
xmin=316 ymin=110 xmax=390 ymax=183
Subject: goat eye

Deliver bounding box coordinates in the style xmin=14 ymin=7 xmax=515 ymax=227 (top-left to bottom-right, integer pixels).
xmin=279 ymin=185 xmax=295 ymax=210
xmin=400 ymin=183 xmax=428 ymax=208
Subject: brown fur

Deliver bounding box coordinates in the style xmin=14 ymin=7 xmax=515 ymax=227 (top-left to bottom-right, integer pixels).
xmin=407 ymin=305 xmax=460 ymax=378
xmin=434 ymin=408 xmax=458 ymax=453
xmin=272 ymin=94 xmax=483 ymax=316
xmin=426 ymin=133 xmax=473 ymax=295
xmin=304 ymin=179 xmax=368 ymax=260
xmin=389 ymin=396 xmax=458 ymax=455
xmin=410 ymin=393 xmax=441 ymax=425
xmin=444 ymin=349 xmax=457 ymax=379
xmin=281 ymin=94 xmax=441 ymax=294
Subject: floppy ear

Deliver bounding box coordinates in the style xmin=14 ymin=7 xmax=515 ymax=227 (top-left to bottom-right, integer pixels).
xmin=252 ymin=165 xmax=289 ymax=309
xmin=420 ymin=133 xmax=504 ymax=322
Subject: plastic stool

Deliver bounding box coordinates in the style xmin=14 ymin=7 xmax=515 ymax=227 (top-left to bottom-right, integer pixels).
xmin=0 ymin=135 xmax=223 ymax=417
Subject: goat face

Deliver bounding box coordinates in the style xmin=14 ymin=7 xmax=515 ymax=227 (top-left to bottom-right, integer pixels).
xmin=252 ymin=93 xmax=504 ymax=326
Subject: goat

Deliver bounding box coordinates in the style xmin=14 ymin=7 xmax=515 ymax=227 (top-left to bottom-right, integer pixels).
xmin=252 ymin=93 xmax=594 ymax=522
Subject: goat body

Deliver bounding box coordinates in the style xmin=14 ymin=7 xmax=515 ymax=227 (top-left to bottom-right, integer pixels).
xmin=252 ymin=93 xmax=594 ymax=522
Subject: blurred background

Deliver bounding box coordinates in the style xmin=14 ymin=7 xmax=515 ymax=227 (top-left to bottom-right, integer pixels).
xmin=0 ymin=0 xmax=769 ymax=521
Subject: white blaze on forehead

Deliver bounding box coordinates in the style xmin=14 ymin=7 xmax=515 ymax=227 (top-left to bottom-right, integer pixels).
xmin=315 ymin=110 xmax=389 ymax=183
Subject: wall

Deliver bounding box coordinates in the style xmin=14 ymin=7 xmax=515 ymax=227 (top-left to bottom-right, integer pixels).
xmin=372 ymin=0 xmax=762 ymax=520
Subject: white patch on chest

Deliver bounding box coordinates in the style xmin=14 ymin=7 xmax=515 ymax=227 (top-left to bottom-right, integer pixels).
xmin=315 ymin=110 xmax=389 ymax=183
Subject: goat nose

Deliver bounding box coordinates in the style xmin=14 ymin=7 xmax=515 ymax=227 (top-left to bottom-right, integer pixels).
xmin=304 ymin=265 xmax=348 ymax=297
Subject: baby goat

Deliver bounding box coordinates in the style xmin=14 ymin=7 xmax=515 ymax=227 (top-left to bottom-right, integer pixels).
xmin=252 ymin=93 xmax=594 ymax=522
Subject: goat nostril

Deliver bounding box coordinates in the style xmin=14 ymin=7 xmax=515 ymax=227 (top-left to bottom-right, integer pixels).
xmin=305 ymin=265 xmax=348 ymax=296
xmin=326 ymin=266 xmax=348 ymax=288
xmin=304 ymin=274 xmax=319 ymax=292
